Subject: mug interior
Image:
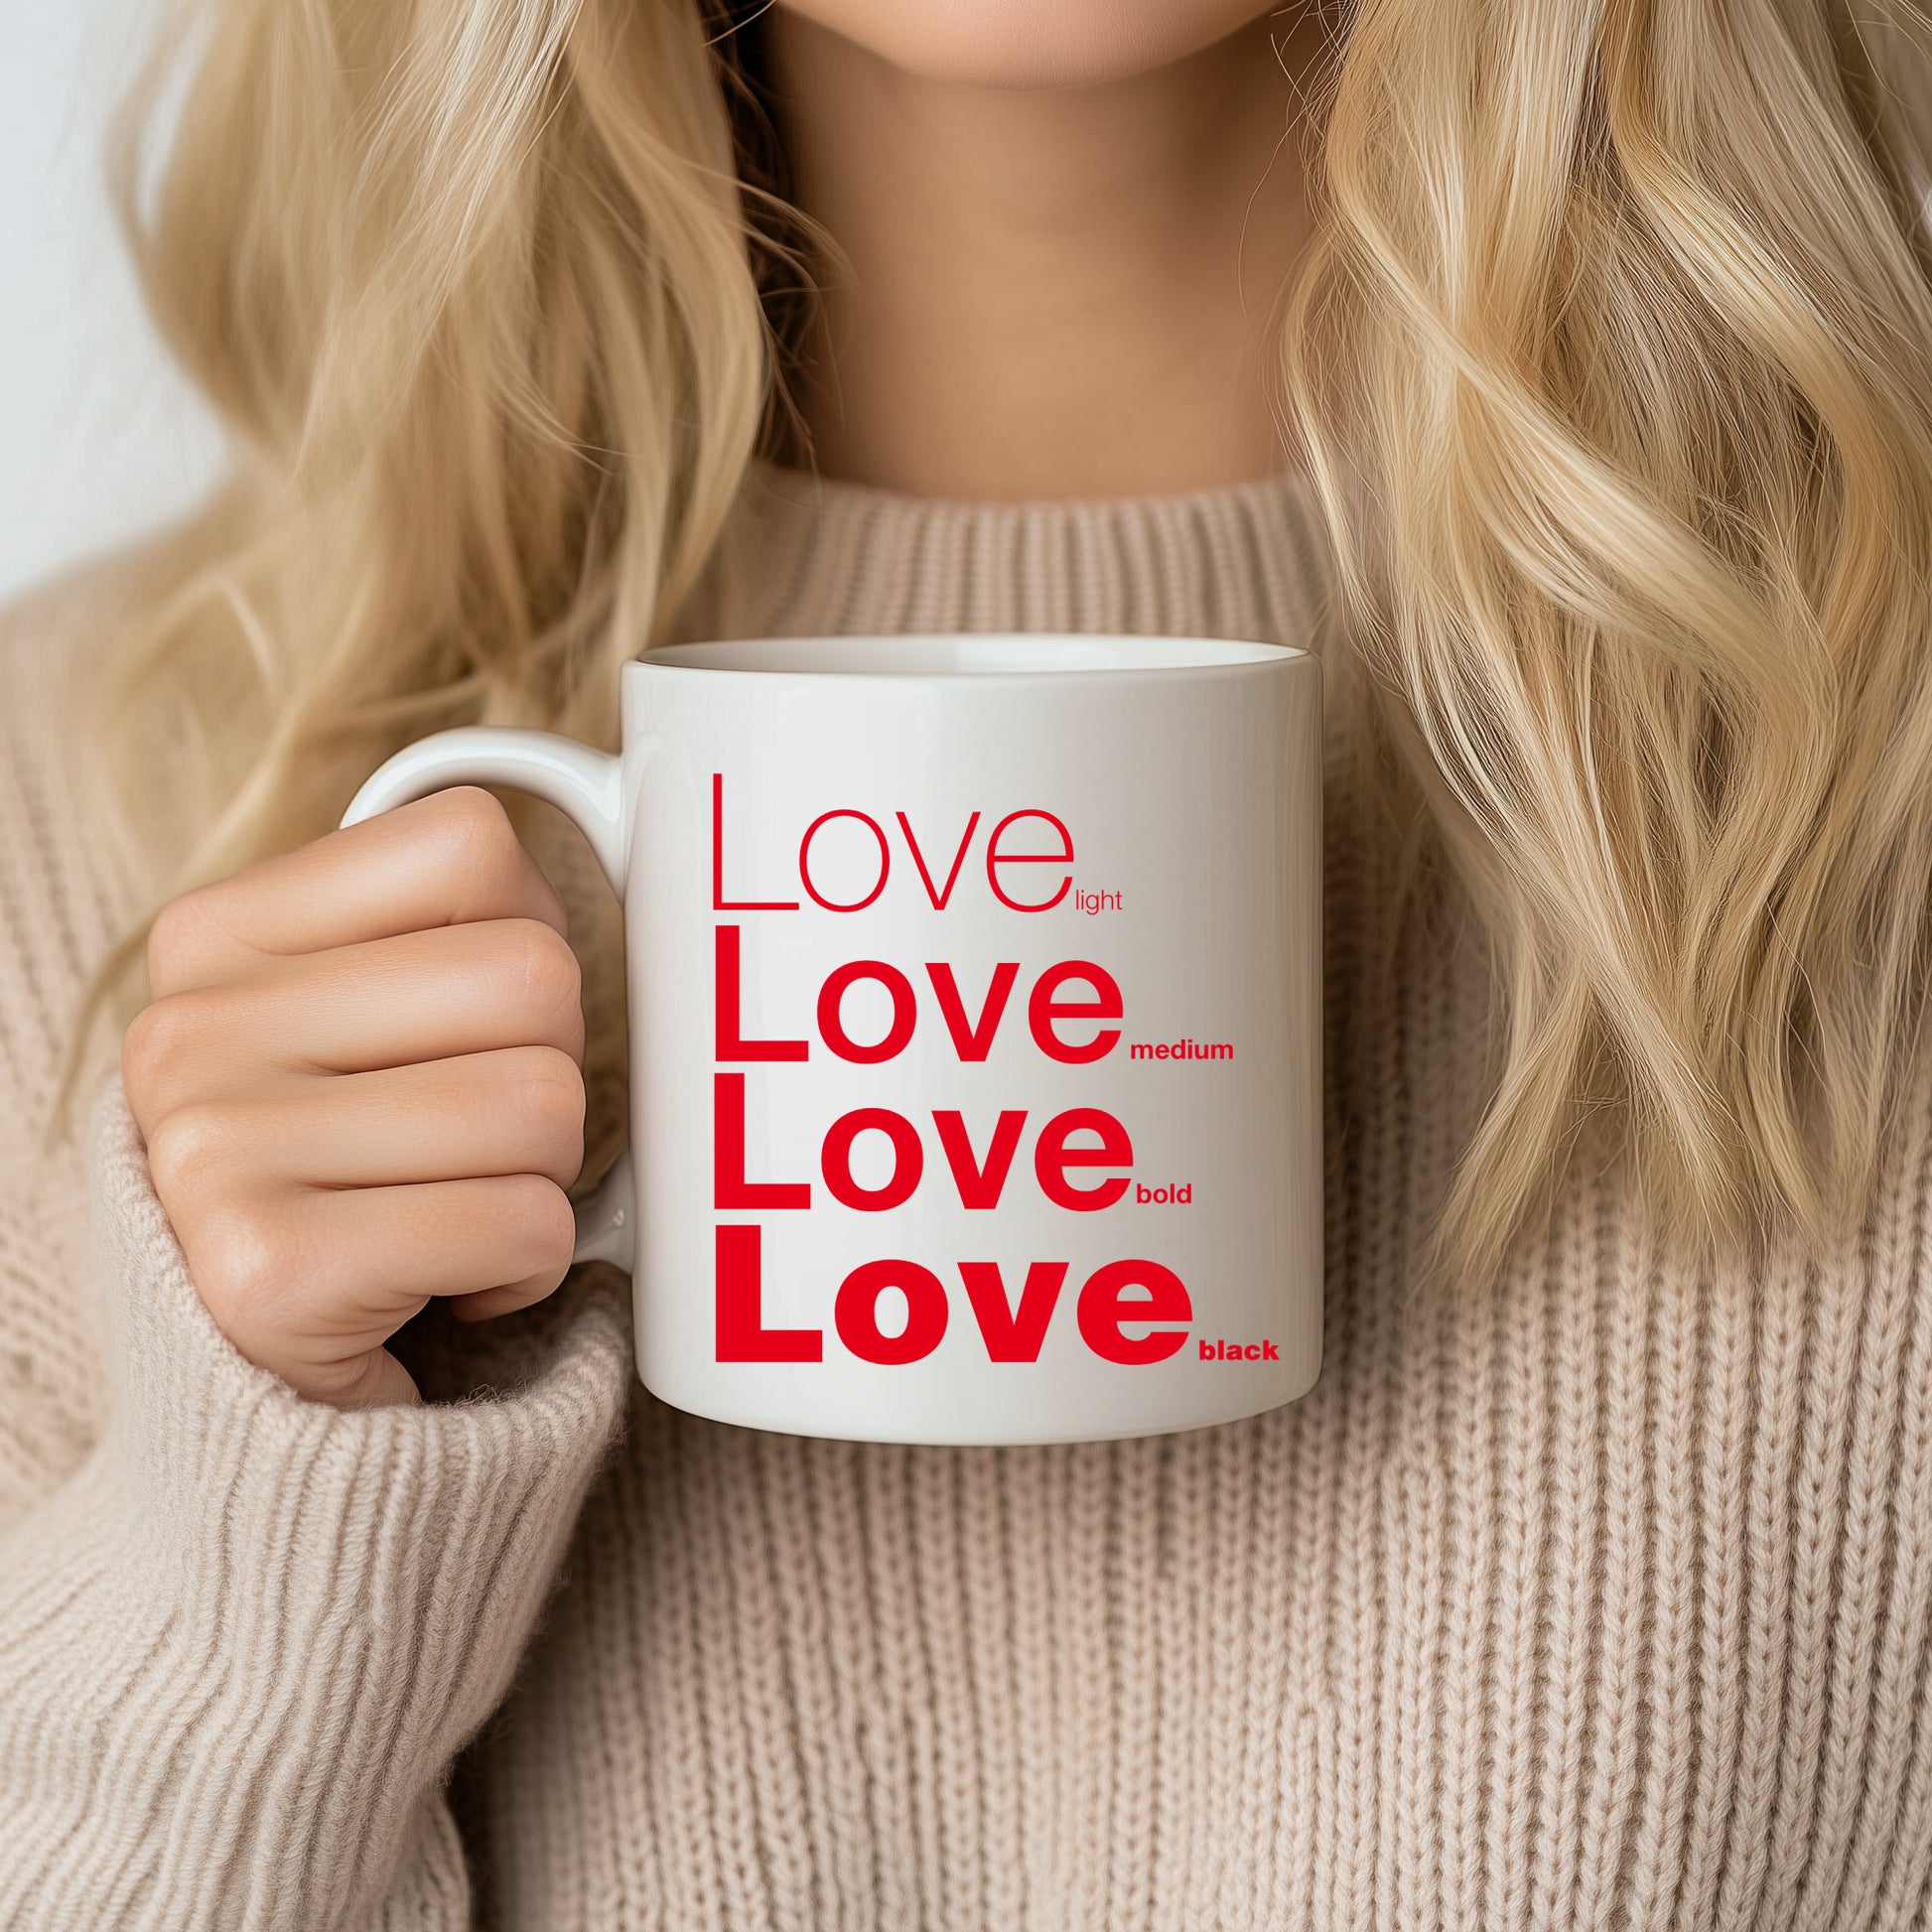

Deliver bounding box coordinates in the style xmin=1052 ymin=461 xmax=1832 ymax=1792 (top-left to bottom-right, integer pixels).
xmin=639 ymin=633 xmax=1304 ymax=678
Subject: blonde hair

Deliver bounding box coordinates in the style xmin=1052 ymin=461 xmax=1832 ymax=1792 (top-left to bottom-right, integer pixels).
xmin=73 ymin=0 xmax=1932 ymax=1275
xmin=1289 ymin=0 xmax=1932 ymax=1270
xmin=85 ymin=0 xmax=774 ymax=905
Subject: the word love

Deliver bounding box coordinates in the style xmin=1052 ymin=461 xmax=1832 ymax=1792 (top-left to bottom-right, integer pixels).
xmin=717 ymin=1229 xmax=1192 ymax=1369
xmin=714 ymin=925 xmax=1122 ymax=1066
xmin=713 ymin=773 xmax=1077 ymax=914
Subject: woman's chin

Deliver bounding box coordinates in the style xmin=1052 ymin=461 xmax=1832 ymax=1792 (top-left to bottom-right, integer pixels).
xmin=767 ymin=0 xmax=1278 ymax=90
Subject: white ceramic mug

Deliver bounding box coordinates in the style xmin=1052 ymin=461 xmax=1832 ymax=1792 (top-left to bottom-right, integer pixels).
xmin=342 ymin=633 xmax=1322 ymax=1445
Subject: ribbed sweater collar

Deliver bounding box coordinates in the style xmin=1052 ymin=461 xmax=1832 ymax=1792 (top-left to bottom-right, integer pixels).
xmin=727 ymin=459 xmax=1333 ymax=650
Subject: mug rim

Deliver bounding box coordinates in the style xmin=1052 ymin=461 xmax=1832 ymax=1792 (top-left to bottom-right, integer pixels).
xmin=632 ymin=631 xmax=1312 ymax=682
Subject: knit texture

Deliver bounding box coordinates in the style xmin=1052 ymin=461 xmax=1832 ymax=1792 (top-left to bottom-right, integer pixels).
xmin=3 ymin=467 xmax=1932 ymax=1930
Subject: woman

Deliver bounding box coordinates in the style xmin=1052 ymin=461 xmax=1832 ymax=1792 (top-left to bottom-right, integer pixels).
xmin=4 ymin=0 xmax=1931 ymax=1923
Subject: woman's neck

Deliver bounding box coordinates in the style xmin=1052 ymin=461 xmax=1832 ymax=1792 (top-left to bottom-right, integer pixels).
xmin=762 ymin=10 xmax=1324 ymax=502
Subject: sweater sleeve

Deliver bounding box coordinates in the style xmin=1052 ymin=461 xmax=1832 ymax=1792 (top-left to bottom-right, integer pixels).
xmin=0 ymin=1080 xmax=631 ymax=1931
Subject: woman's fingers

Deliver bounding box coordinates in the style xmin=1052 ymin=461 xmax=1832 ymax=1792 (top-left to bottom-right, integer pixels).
xmin=124 ymin=917 xmax=585 ymax=1119
xmin=446 ymin=1268 xmax=586 ymax=1324
xmin=124 ymin=786 xmax=603 ymax=1409
xmin=182 ymin=1172 xmax=581 ymax=1386
xmin=145 ymin=786 xmax=569 ymax=997
xmin=145 ymin=1049 xmax=588 ymax=1194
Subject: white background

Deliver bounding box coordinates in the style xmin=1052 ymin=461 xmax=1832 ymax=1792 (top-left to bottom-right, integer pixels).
xmin=0 ymin=0 xmax=224 ymax=602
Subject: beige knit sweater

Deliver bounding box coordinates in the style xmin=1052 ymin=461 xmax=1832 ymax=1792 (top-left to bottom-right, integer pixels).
xmin=4 ymin=463 xmax=1932 ymax=1932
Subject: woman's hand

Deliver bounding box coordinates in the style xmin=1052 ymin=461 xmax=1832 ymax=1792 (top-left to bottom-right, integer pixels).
xmin=121 ymin=787 xmax=588 ymax=1409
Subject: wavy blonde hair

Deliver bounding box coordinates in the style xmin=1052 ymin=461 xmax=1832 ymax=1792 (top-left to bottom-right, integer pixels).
xmin=72 ymin=0 xmax=1932 ymax=1275
xmin=1290 ymin=0 xmax=1932 ymax=1269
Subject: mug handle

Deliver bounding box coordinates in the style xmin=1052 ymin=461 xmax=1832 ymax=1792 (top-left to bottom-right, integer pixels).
xmin=340 ymin=728 xmax=636 ymax=1274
